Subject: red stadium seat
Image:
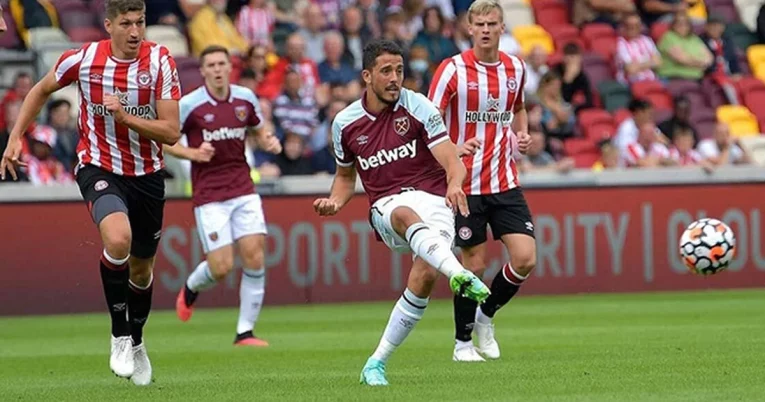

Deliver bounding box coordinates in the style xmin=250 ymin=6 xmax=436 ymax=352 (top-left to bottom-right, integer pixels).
xmin=613 ymin=108 xmax=632 ymax=126
xmin=701 ymin=77 xmax=730 ymax=110
xmin=0 ymin=10 xmax=22 ymax=49
xmin=564 ymin=138 xmax=598 ymax=155
xmin=736 ymin=76 xmax=765 ymax=96
xmin=650 ymin=22 xmax=670 ymax=43
xmin=631 ymin=80 xmax=673 ymax=111
xmin=582 ymin=52 xmax=614 ymax=89
xmin=581 ymin=24 xmax=617 ymax=61
xmin=577 ymin=109 xmax=615 ymax=140
xmin=666 ymin=79 xmax=707 ymax=110
xmin=547 ymin=25 xmax=583 ymax=52
xmin=705 ymin=0 xmax=741 ymax=24
xmin=691 ymin=109 xmax=718 ymax=139
xmin=743 ymin=89 xmax=765 ymax=120
xmin=573 ymin=151 xmax=601 ymax=168
xmin=531 ymin=0 xmax=570 ymax=32
xmin=67 ymin=27 xmax=106 ymax=43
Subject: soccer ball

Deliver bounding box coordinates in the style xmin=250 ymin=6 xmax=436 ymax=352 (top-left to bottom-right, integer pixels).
xmin=679 ymin=218 xmax=736 ymax=275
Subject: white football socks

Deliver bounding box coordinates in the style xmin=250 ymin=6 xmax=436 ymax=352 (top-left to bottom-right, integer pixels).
xmin=186 ymin=261 xmax=217 ymax=292
xmin=237 ymin=268 xmax=265 ymax=335
xmin=372 ymin=288 xmax=428 ymax=363
xmin=404 ymin=223 xmax=463 ymax=278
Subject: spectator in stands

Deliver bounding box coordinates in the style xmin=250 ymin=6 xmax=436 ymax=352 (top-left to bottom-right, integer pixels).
xmin=318 ymin=31 xmax=361 ymax=103
xmin=658 ymin=95 xmax=698 ymax=143
xmin=237 ymin=68 xmax=259 ymax=92
xmin=235 ymin=0 xmax=275 ymax=47
xmin=452 ymin=12 xmax=471 ymax=52
xmin=0 ymin=4 xmax=6 ymax=34
xmin=553 ymin=43 xmax=593 ymax=113
xmin=399 ymin=0 xmax=427 ymax=44
xmin=613 ymin=99 xmax=668 ymax=153
xmin=700 ymin=15 xmax=741 ymax=104
xmin=0 ymin=72 xmax=33 ymax=132
xmin=274 ymin=132 xmax=314 ymax=176
xmin=403 ymin=45 xmax=432 ymax=94
xmin=9 ymin=0 xmax=59 ymax=47
xmin=412 ymin=7 xmax=459 ymax=66
xmin=697 ymin=122 xmax=752 ymax=166
xmin=271 ymin=0 xmax=304 ymax=30
xmin=657 ymin=12 xmax=713 ymax=81
xmin=146 ymin=0 xmax=193 ymax=28
xmin=273 ymin=68 xmax=320 ymax=142
xmin=499 ymin=29 xmax=522 ymax=57
xmin=524 ymin=46 xmax=549 ymax=100
xmin=259 ymin=32 xmax=325 ymax=103
xmin=518 ymin=127 xmax=575 ymax=173
xmin=357 ymin=0 xmax=382 ymax=40
xmin=668 ymin=123 xmax=712 ymax=171
xmin=299 ymin=4 xmax=328 ymax=64
xmin=252 ymin=121 xmax=282 ymax=178
xmin=341 ymin=6 xmax=372 ymax=71
xmin=46 ymin=99 xmax=77 ymax=172
xmin=189 ymin=0 xmax=250 ymax=57
xmin=572 ymin=0 xmax=636 ymax=27
xmin=758 ymin=5 xmax=765 ymax=44
xmin=592 ymin=138 xmax=622 ymax=171
xmin=537 ymin=71 xmax=576 ymax=140
xmin=0 ymin=102 xmax=29 ymax=183
xmin=615 ymin=12 xmax=662 ymax=85
xmin=637 ymin=0 xmax=688 ymax=27
xmin=623 ymin=122 xmax=674 ymax=168
xmin=311 ymin=99 xmax=347 ymax=174
xmin=22 ymin=126 xmax=73 ymax=185
xmin=381 ymin=7 xmax=409 ymax=50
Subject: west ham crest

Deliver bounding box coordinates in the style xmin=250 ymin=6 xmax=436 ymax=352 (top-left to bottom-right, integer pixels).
xmin=394 ymin=116 xmax=410 ymax=135
xmin=137 ymin=70 xmax=152 ymax=88
xmin=235 ymin=106 xmax=248 ymax=122
xmin=209 ymin=232 xmax=219 ymax=242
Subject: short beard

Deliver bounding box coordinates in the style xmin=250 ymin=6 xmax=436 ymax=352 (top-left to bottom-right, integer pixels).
xmin=373 ymin=86 xmax=399 ymax=106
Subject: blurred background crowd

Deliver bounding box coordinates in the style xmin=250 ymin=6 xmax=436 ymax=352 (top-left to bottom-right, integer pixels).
xmin=1 ymin=0 xmax=765 ymax=186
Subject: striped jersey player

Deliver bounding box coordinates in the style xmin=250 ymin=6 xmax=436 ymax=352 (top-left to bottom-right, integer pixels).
xmin=0 ymin=0 xmax=182 ymax=387
xmin=427 ymin=0 xmax=539 ymax=364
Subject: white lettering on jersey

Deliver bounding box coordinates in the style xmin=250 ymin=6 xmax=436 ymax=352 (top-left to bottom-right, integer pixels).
xmin=356 ymin=139 xmax=418 ymax=171
xmin=87 ymin=104 xmax=156 ymax=119
xmin=202 ymin=127 xmax=247 ymax=142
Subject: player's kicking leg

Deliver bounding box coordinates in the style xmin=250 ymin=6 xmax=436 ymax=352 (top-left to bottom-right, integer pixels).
xmin=360 ymin=193 xmax=490 ymax=386
xmin=232 ymin=234 xmax=268 ymax=346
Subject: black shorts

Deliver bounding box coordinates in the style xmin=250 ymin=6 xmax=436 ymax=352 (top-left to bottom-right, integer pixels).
xmin=76 ymin=164 xmax=166 ymax=259
xmin=455 ymin=187 xmax=535 ymax=248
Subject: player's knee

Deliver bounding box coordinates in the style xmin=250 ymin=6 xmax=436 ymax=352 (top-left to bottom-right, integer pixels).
xmin=389 ymin=206 xmax=421 ymax=236
xmin=461 ymin=248 xmax=486 ymax=274
xmin=238 ymin=236 xmax=265 ymax=269
xmin=512 ymin=252 xmax=536 ymax=276
xmin=207 ymin=254 xmax=235 ymax=280
xmin=129 ymin=257 xmax=154 ymax=286
xmin=241 ymin=248 xmax=264 ymax=270
xmin=101 ymin=223 xmax=132 ymax=259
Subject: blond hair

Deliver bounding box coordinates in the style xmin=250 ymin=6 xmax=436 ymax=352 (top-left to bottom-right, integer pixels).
xmin=467 ymin=0 xmax=503 ymax=23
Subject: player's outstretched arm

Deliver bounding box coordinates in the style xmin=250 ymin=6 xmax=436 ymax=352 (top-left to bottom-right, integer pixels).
xmin=109 ymin=99 xmax=181 ymax=145
xmin=313 ymin=165 xmax=357 ymax=216
xmin=1 ymin=67 xmax=62 ymax=180
xmin=162 ymin=141 xmax=215 ymax=163
xmin=430 ymin=140 xmax=469 ymax=217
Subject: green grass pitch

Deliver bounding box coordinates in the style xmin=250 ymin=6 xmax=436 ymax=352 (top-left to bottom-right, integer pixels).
xmin=1 ymin=289 xmax=764 ymax=401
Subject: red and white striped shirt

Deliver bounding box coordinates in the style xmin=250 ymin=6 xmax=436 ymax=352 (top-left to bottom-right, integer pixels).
xmin=54 ymin=40 xmax=181 ymax=177
xmin=623 ymin=142 xmax=670 ymax=166
xmin=669 ymin=147 xmax=703 ymax=165
xmin=615 ymin=35 xmax=659 ymax=84
xmin=428 ymin=50 xmax=526 ymax=195
xmin=235 ymin=5 xmax=274 ymax=47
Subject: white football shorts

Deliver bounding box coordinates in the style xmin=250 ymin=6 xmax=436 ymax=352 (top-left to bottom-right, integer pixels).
xmin=194 ymin=194 xmax=267 ymax=253
xmin=369 ymin=190 xmax=455 ymax=253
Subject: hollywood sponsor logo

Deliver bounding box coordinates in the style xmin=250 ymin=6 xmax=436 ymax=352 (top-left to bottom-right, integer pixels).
xmin=89 ymin=90 xmax=155 ymax=119
xmin=465 ymin=95 xmax=513 ymax=125
xmin=203 ymin=127 xmax=247 ymax=142
xmin=356 ymin=139 xmax=418 ymax=171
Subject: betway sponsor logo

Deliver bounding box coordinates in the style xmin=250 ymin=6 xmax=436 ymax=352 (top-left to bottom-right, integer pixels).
xmin=89 ymin=104 xmax=156 ymax=120
xmin=465 ymin=111 xmax=514 ymax=124
xmin=203 ymin=127 xmax=246 ymax=142
xmin=357 ymin=139 xmax=417 ymax=171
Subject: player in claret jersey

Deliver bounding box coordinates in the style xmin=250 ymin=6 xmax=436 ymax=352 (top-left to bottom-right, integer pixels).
xmin=165 ymin=45 xmax=281 ymax=346
xmin=1 ymin=0 xmax=181 ymax=385
xmin=429 ymin=0 xmax=537 ymax=362
xmin=313 ymin=39 xmax=490 ymax=386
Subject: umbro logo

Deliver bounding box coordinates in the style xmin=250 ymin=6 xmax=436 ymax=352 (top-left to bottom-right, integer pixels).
xmin=112 ymin=303 xmax=127 ymax=312
xmin=525 ymin=221 xmax=534 ymax=231
xmin=468 ymin=82 xmax=479 ymax=90
xmin=153 ymin=230 xmax=162 ymax=240
xmin=204 ymin=113 xmax=215 ymax=123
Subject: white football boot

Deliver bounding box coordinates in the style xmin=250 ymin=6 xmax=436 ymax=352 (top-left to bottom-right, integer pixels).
xmin=453 ymin=342 xmax=486 ymax=362
xmin=131 ymin=343 xmax=152 ymax=386
xmin=110 ymin=336 xmax=135 ymax=378
xmin=474 ymin=320 xmax=501 ymax=359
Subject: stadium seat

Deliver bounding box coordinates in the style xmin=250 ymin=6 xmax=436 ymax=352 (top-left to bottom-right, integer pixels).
xmin=631 ymin=80 xmax=673 ymax=111
xmin=613 ymin=108 xmax=632 ymax=126
xmin=691 ymin=109 xmax=718 ymax=139
xmin=500 ymin=1 xmax=535 ymax=30
xmin=742 ymin=86 xmax=765 ymax=120
xmin=687 ymin=0 xmax=708 ymax=20
xmin=581 ymin=24 xmax=617 ymax=61
xmin=701 ymin=77 xmax=730 ymax=110
xmin=736 ymin=76 xmax=765 ymax=95
xmin=725 ymin=23 xmax=758 ymax=52
xmin=582 ymin=52 xmax=613 ymax=89
xmin=597 ymin=80 xmax=632 ymax=113
xmin=573 ymin=151 xmax=601 ymax=168
xmin=0 ymin=9 xmax=23 ymax=49
xmin=666 ymin=79 xmax=706 ymax=110
xmin=755 ymin=63 xmax=765 ymax=82
xmin=27 ymin=27 xmax=72 ymax=51
xmin=564 ymin=138 xmax=599 ymax=156
xmin=58 ymin=7 xmax=98 ymax=35
xmin=735 ymin=53 xmax=751 ymax=75
xmin=577 ymin=109 xmax=615 ymax=140
xmin=67 ymin=27 xmax=106 ymax=43
xmin=512 ymin=25 xmax=555 ymax=55
xmin=716 ymin=105 xmax=760 ymax=137
xmin=737 ymin=135 xmax=765 ymax=165
xmin=746 ymin=46 xmax=765 ymax=69
xmin=530 ymin=0 xmax=570 ymax=32
xmin=706 ymin=0 xmax=741 ymax=23
xmin=179 ymin=70 xmax=204 ymax=95
xmin=146 ymin=25 xmax=190 ymax=58
xmin=735 ymin=0 xmax=762 ymax=32
xmin=650 ymin=22 xmax=670 ymax=43
xmin=546 ymin=25 xmax=583 ymax=51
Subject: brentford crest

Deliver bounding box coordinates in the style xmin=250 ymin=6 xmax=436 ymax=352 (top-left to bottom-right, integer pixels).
xmin=394 ymin=116 xmax=410 ymax=135
xmin=235 ymin=105 xmax=248 ymax=122
xmin=137 ymin=70 xmax=152 ymax=88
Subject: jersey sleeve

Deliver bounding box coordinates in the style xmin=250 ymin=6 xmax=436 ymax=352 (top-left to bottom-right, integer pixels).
xmin=409 ymin=92 xmax=449 ymax=149
xmin=54 ymin=45 xmax=87 ymax=87
xmin=156 ymin=47 xmax=182 ymax=101
xmin=514 ymin=59 xmax=527 ymax=112
xmin=179 ymin=96 xmax=195 ymax=135
xmin=427 ymin=59 xmax=457 ymax=112
xmin=241 ymin=87 xmax=265 ymax=130
xmin=623 ymin=143 xmax=642 ymax=166
xmin=331 ymin=117 xmax=354 ymax=167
